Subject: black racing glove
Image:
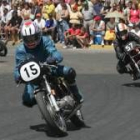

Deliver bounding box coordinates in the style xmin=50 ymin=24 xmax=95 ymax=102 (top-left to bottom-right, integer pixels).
xmin=118 ymin=53 xmax=126 ymax=61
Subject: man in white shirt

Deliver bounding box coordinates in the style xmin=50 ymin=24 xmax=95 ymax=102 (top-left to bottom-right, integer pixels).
xmin=1 ymin=8 xmax=12 ymax=40
xmin=1 ymin=0 xmax=11 ymax=16
xmin=55 ymin=0 xmax=71 ymax=14
xmin=34 ymin=13 xmax=46 ymax=31
xmin=1 ymin=8 xmax=11 ymax=25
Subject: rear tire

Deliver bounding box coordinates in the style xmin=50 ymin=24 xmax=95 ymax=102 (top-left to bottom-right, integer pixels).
xmin=70 ymin=109 xmax=85 ymax=128
xmin=35 ymin=91 xmax=67 ymax=135
xmin=0 ymin=41 xmax=7 ymax=56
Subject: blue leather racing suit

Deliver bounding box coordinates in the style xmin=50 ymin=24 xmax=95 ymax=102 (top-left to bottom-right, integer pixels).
xmin=14 ymin=36 xmax=83 ymax=107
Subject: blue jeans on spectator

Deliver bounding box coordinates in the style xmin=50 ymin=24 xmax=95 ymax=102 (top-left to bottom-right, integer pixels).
xmin=57 ymin=20 xmax=69 ymax=43
xmin=90 ymin=31 xmax=105 ymax=45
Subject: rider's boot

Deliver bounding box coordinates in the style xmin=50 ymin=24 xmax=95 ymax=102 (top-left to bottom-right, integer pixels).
xmin=68 ymin=82 xmax=84 ymax=104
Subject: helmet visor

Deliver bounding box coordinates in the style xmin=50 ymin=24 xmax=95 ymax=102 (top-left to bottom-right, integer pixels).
xmin=23 ymin=34 xmax=39 ymax=44
xmin=23 ymin=33 xmax=41 ymax=48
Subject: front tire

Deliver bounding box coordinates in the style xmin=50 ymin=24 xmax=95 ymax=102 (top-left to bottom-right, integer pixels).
xmin=0 ymin=41 xmax=7 ymax=56
xmin=35 ymin=91 xmax=67 ymax=135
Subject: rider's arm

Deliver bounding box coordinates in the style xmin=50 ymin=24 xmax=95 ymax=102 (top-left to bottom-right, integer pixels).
xmin=43 ymin=36 xmax=63 ymax=63
xmin=14 ymin=46 xmax=26 ymax=82
xmin=114 ymin=40 xmax=125 ymax=60
xmin=129 ymin=32 xmax=140 ymax=44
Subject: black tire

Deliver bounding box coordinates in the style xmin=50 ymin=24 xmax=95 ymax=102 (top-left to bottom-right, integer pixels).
xmin=35 ymin=91 xmax=67 ymax=135
xmin=70 ymin=109 xmax=85 ymax=128
xmin=0 ymin=41 xmax=8 ymax=56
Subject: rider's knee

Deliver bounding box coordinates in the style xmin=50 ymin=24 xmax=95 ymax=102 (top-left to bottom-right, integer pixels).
xmin=64 ymin=67 xmax=76 ymax=83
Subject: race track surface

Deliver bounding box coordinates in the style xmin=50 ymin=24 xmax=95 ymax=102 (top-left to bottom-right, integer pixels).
xmin=0 ymin=48 xmax=140 ymax=140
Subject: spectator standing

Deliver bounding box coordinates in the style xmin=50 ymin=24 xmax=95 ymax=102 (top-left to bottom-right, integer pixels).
xmin=56 ymin=2 xmax=69 ymax=43
xmin=110 ymin=2 xmax=117 ymax=12
xmin=123 ymin=1 xmax=132 ymax=24
xmin=81 ymin=0 xmax=93 ymax=9
xmin=119 ymin=0 xmax=126 ymax=9
xmin=69 ymin=4 xmax=83 ymax=25
xmin=30 ymin=1 xmax=41 ymax=20
xmin=128 ymin=2 xmax=140 ymax=24
xmin=55 ymin=0 xmax=71 ymax=13
xmin=82 ymin=1 xmax=96 ymax=38
xmin=93 ymin=0 xmax=103 ymax=16
xmin=100 ymin=1 xmax=111 ymax=18
xmin=71 ymin=0 xmax=83 ymax=12
xmin=42 ymin=0 xmax=55 ymax=20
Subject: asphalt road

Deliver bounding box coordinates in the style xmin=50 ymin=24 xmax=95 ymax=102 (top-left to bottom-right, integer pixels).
xmin=0 ymin=47 xmax=140 ymax=140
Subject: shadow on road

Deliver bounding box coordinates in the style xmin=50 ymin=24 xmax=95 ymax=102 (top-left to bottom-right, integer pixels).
xmin=30 ymin=123 xmax=68 ymax=137
xmin=30 ymin=122 xmax=90 ymax=138
xmin=122 ymin=82 xmax=140 ymax=88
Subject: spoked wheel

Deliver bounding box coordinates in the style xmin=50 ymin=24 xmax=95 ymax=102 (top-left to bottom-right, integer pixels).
xmin=35 ymin=91 xmax=67 ymax=135
xmin=70 ymin=109 xmax=85 ymax=128
xmin=0 ymin=41 xmax=8 ymax=56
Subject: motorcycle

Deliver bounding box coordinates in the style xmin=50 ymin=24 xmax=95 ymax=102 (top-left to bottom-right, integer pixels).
xmin=124 ymin=41 xmax=140 ymax=80
xmin=18 ymin=59 xmax=85 ymax=135
xmin=0 ymin=40 xmax=8 ymax=56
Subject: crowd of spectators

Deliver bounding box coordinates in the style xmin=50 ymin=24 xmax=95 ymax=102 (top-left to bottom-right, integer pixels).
xmin=0 ymin=0 xmax=140 ymax=48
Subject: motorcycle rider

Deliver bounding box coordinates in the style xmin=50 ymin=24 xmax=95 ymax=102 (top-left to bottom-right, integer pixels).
xmin=14 ymin=21 xmax=83 ymax=107
xmin=114 ymin=23 xmax=140 ymax=80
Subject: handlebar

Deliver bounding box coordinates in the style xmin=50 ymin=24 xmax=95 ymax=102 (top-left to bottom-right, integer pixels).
xmin=39 ymin=62 xmax=58 ymax=69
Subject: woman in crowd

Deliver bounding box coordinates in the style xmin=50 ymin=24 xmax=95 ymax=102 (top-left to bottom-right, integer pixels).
xmin=104 ymin=17 xmax=116 ymax=45
xmin=128 ymin=2 xmax=140 ymax=24
xmin=69 ymin=4 xmax=83 ymax=25
xmin=20 ymin=2 xmax=31 ymax=20
xmin=123 ymin=1 xmax=132 ymax=24
xmin=42 ymin=0 xmax=55 ymax=20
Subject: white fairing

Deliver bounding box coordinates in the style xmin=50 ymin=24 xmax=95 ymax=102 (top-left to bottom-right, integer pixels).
xmin=20 ymin=61 xmax=41 ymax=82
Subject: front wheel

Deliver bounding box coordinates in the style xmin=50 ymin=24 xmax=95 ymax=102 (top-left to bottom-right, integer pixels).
xmin=70 ymin=109 xmax=85 ymax=128
xmin=35 ymin=91 xmax=67 ymax=135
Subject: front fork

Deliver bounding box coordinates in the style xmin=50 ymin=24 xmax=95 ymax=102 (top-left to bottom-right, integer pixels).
xmin=43 ymin=75 xmax=60 ymax=112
